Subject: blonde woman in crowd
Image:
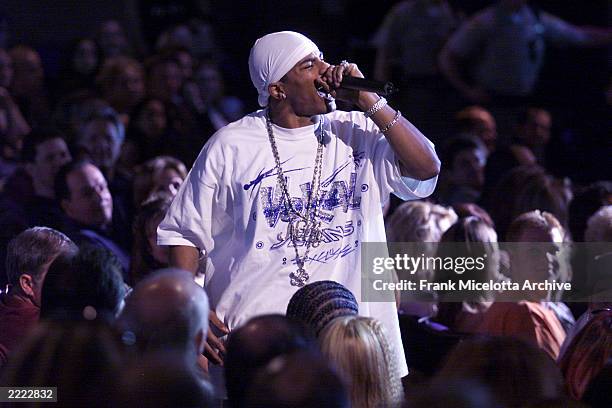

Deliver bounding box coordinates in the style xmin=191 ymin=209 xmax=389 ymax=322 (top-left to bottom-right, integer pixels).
xmin=320 ymin=315 xmax=404 ymax=408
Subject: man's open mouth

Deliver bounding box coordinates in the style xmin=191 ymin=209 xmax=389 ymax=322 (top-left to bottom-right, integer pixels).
xmin=316 ymin=84 xmax=333 ymax=101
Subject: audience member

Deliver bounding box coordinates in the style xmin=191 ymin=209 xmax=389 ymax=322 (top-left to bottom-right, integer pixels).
xmin=385 ymin=200 xmax=457 ymax=316
xmin=439 ymin=0 xmax=612 ymax=136
xmin=117 ymin=268 xmax=209 ymax=373
xmin=74 ymin=108 xmax=125 ymax=181
xmin=477 ymin=211 xmax=567 ymax=359
xmin=286 ymin=280 xmax=359 ymax=337
xmin=0 ymin=83 xmax=30 ymax=181
xmin=454 ymin=105 xmax=497 ymax=154
xmin=0 ymin=227 xmax=75 ymax=367
xmin=569 ymin=181 xmax=612 ymax=242
xmin=485 ymin=165 xmax=570 ymax=239
xmin=2 ymin=127 xmax=70 ymax=228
xmin=96 ymin=19 xmax=132 ymax=59
xmin=120 ymin=98 xmax=177 ymax=170
xmin=244 ymin=350 xmax=349 ymax=408
xmin=190 ymin=60 xmax=245 ymax=129
xmin=40 ymin=245 xmax=127 ymax=322
xmin=435 ymin=136 xmax=486 ymax=205
xmin=54 ymin=160 xmax=130 ymax=272
xmin=582 ymin=360 xmax=612 ymax=408
xmin=373 ymin=0 xmax=460 ymax=142
xmin=131 ymin=155 xmax=186 ymax=208
xmin=320 ymin=315 xmax=404 ymax=407
xmin=225 ymin=314 xmax=317 ymax=408
xmin=434 ymin=336 xmax=564 ymax=407
xmin=114 ymin=352 xmax=214 ymax=408
xmin=130 ymin=193 xmax=173 ymax=285
xmin=407 ymin=379 xmax=503 ymax=408
xmin=96 ymin=56 xmax=145 ymax=117
xmin=56 ymin=38 xmax=101 ymax=96
xmin=8 ymin=45 xmax=49 ymax=127
xmin=435 ymin=216 xmax=502 ymax=333
xmin=559 ymin=310 xmax=612 ymax=400
xmin=0 ymin=319 xmax=123 ymax=407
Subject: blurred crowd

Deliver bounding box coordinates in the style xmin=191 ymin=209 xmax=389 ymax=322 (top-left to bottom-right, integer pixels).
xmin=0 ymin=1 xmax=610 ymax=407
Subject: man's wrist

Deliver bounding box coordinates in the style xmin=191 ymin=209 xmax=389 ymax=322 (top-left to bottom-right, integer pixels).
xmin=357 ymin=92 xmax=380 ymax=112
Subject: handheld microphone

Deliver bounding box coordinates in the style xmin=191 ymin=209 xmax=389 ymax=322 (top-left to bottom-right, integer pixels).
xmin=340 ymin=77 xmax=397 ymax=96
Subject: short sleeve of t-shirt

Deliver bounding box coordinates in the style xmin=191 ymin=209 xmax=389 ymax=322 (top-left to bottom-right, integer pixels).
xmin=157 ymin=136 xmax=233 ymax=253
xmin=344 ymin=111 xmax=438 ymax=203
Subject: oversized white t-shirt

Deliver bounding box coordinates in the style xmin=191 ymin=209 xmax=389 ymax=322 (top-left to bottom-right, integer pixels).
xmin=158 ymin=109 xmax=437 ymax=377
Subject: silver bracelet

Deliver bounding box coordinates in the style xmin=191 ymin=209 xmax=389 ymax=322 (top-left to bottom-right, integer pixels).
xmin=380 ymin=110 xmax=402 ymax=134
xmin=364 ymin=97 xmax=387 ymax=118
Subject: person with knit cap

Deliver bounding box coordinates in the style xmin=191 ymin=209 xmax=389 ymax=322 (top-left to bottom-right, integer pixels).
xmin=158 ymin=30 xmax=440 ymax=384
xmin=286 ymin=280 xmax=359 ymax=336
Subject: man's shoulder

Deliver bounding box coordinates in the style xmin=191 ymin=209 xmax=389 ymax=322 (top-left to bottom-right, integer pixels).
xmin=206 ymin=110 xmax=266 ymax=148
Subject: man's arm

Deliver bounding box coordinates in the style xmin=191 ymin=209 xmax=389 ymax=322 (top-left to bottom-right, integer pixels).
xmin=168 ymin=244 xmax=229 ymax=365
xmin=357 ymin=91 xmax=440 ymax=180
xmin=169 ymin=245 xmax=200 ymax=275
xmin=324 ymin=62 xmax=440 ymax=180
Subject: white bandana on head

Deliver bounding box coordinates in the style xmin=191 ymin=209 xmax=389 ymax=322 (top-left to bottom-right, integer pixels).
xmin=249 ymin=31 xmax=320 ymax=107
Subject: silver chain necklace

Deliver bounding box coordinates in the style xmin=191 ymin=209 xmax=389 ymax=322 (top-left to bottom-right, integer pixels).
xmin=265 ymin=110 xmax=324 ymax=287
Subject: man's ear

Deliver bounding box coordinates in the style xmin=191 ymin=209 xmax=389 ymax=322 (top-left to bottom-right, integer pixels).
xmin=19 ymin=274 xmax=35 ymax=297
xmin=268 ymin=82 xmax=287 ymax=102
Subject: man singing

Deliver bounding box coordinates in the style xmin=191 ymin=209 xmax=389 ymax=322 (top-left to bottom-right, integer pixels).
xmin=158 ymin=31 xmax=440 ymax=379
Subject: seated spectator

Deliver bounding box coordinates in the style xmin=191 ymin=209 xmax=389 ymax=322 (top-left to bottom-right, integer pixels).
xmin=454 ymin=106 xmax=497 ymax=154
xmin=559 ymin=310 xmax=612 ymax=400
xmin=2 ymin=127 xmax=71 ymax=228
xmin=225 ymin=314 xmax=317 ymax=408
xmin=0 ymin=227 xmax=76 ymax=368
xmin=96 ymin=19 xmax=132 ymax=58
xmin=582 ymin=360 xmax=612 ymax=408
xmin=114 ymin=352 xmax=213 ymax=408
xmin=485 ymin=165 xmax=570 ymax=239
xmin=95 ymin=56 xmax=145 ymax=117
xmin=435 ymin=216 xmax=502 ymax=333
xmin=132 ymin=155 xmax=186 ymax=208
xmin=52 ymin=92 xmax=108 ymax=143
xmin=407 ymin=379 xmax=502 ymax=408
xmin=8 ymin=45 xmax=49 ymax=127
xmin=477 ymin=211 xmax=567 ymax=359
xmin=435 ymin=136 xmax=486 ymax=206
xmin=385 ymin=200 xmax=458 ymax=317
xmin=130 ymin=193 xmax=173 ymax=285
xmin=433 ymin=337 xmax=564 ymax=407
xmin=0 ymin=319 xmax=123 ymax=407
xmin=568 ymin=181 xmax=612 ymax=242
xmin=120 ymin=98 xmax=179 ymax=172
xmin=117 ymin=268 xmax=209 ymax=374
xmin=54 ymin=160 xmax=130 ymax=273
xmin=56 ymin=38 xmax=101 ymax=97
xmin=74 ymin=108 xmax=125 ymax=182
xmin=559 ymin=251 xmax=612 ymax=360
xmin=0 ymin=87 xmax=30 ymax=183
xmin=244 ymin=350 xmax=349 ymax=408
xmin=191 ymin=60 xmax=245 ymax=128
xmin=145 ymin=54 xmax=212 ymax=166
xmin=286 ymin=280 xmax=359 ymax=336
xmin=40 ymin=245 xmax=127 ymax=322
xmin=513 ymin=107 xmax=553 ymax=167
xmin=320 ymin=315 xmax=404 ymax=407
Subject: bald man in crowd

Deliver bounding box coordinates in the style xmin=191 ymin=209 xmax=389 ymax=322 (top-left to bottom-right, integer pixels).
xmin=117 ymin=268 xmax=210 ymax=371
